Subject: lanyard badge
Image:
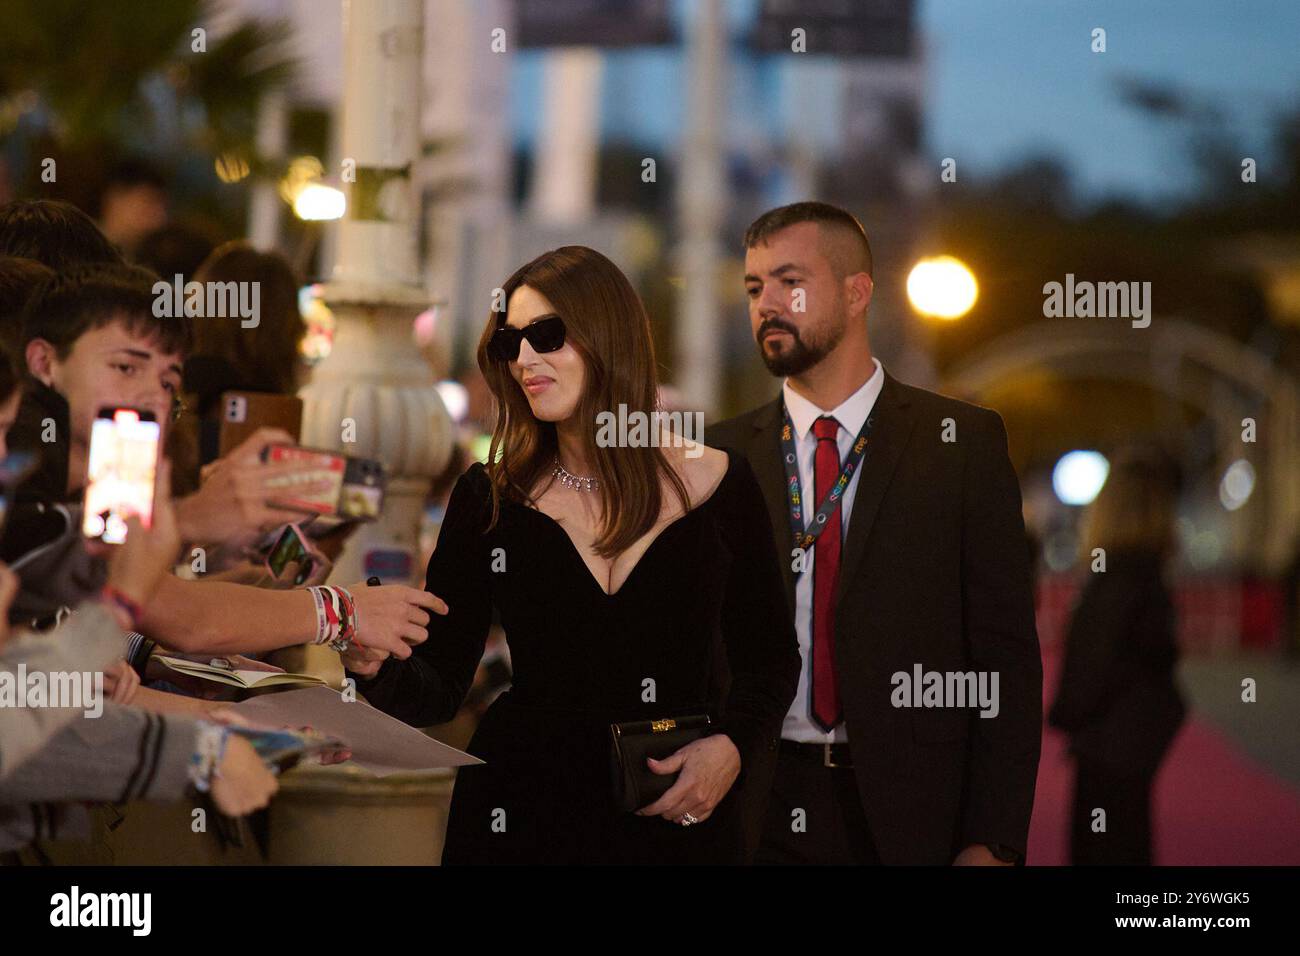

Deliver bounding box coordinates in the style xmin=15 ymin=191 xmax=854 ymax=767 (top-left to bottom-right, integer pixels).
xmin=779 ymin=403 xmax=875 ymax=563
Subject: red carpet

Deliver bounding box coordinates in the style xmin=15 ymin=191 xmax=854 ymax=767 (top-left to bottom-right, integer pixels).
xmin=1028 ymin=644 xmax=1300 ymax=865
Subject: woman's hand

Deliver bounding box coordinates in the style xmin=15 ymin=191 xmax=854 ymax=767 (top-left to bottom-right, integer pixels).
xmin=349 ymin=584 xmax=444 ymax=659
xmin=339 ymin=644 xmax=388 ymax=678
xmin=636 ymin=733 xmax=741 ymax=825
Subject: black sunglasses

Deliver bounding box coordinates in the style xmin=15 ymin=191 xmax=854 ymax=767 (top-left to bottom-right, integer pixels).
xmin=487 ymin=315 xmax=567 ymax=362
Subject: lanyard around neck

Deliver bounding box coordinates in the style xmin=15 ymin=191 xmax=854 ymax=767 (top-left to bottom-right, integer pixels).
xmin=780 ymin=402 xmax=876 ymax=555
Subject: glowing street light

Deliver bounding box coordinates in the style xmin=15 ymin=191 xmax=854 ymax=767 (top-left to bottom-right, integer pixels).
xmin=1053 ymin=450 xmax=1110 ymax=506
xmin=1219 ymin=459 xmax=1255 ymax=511
xmin=293 ymin=182 xmax=346 ymax=221
xmin=907 ymin=255 xmax=978 ymax=320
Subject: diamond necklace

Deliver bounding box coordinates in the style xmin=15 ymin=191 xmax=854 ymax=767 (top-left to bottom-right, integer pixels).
xmin=552 ymin=456 xmax=599 ymax=492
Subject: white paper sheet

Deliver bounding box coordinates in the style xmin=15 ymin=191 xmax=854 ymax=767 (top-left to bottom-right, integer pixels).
xmin=231 ymin=685 xmax=483 ymax=775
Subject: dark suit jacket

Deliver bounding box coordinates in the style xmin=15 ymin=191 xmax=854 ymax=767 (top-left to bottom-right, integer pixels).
xmin=705 ymin=370 xmax=1042 ymax=864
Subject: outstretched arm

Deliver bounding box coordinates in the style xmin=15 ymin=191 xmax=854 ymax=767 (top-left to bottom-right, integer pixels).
xmin=344 ymin=467 xmax=493 ymax=727
xmin=140 ymin=575 xmax=440 ymax=659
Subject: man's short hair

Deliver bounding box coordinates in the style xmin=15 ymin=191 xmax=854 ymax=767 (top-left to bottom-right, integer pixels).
xmin=21 ymin=262 xmax=193 ymax=360
xmin=0 ymin=200 xmax=123 ymax=272
xmin=743 ymin=201 xmax=873 ymax=279
xmin=0 ymin=257 xmax=56 ymax=354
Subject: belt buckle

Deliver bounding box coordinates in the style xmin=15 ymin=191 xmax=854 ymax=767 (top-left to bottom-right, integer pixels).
xmin=823 ymin=742 xmax=841 ymax=768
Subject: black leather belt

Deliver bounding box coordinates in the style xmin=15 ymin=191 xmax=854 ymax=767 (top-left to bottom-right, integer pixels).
xmin=779 ymin=739 xmax=853 ymax=768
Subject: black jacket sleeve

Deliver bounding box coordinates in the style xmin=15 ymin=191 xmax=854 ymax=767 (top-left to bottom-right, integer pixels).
xmin=1048 ymin=552 xmax=1171 ymax=733
xmin=349 ymin=464 xmax=494 ymax=727
xmin=957 ymin=409 xmax=1043 ymax=856
xmin=712 ymin=455 xmax=801 ymax=778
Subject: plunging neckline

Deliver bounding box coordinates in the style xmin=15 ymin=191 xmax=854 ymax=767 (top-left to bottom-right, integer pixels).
xmin=519 ymin=451 xmax=733 ymax=598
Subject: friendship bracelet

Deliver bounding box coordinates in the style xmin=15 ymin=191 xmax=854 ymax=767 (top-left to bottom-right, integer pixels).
xmin=315 ymin=586 xmax=339 ymax=645
xmin=307 ymin=585 xmax=360 ymax=653
xmin=333 ymin=586 xmax=358 ymax=649
xmin=308 ymin=586 xmax=331 ymax=645
xmin=188 ymin=722 xmax=230 ymax=794
xmin=321 ymin=586 xmax=343 ymax=645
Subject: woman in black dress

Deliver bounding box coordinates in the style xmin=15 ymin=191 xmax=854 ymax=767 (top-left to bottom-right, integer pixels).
xmin=1048 ymin=448 xmax=1186 ymax=865
xmin=341 ymin=246 xmax=800 ymax=864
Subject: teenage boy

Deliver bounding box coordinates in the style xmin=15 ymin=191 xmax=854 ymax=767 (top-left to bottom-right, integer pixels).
xmin=9 ymin=263 xmax=440 ymax=660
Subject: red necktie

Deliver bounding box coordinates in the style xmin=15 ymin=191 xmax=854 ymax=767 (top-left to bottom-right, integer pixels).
xmin=811 ymin=415 xmax=843 ymax=731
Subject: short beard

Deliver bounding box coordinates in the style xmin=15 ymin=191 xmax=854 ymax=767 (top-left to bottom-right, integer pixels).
xmin=757 ymin=317 xmax=843 ymax=377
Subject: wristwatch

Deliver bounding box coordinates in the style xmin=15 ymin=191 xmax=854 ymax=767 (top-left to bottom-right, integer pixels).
xmin=985 ymin=843 xmax=1022 ymax=864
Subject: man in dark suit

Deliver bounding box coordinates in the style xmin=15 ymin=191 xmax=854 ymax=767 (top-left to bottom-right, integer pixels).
xmin=705 ymin=202 xmax=1041 ymax=865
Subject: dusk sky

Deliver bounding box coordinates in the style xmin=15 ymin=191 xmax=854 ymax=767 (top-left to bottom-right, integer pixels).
xmin=922 ymin=0 xmax=1300 ymax=204
xmin=513 ymin=0 xmax=1300 ymax=209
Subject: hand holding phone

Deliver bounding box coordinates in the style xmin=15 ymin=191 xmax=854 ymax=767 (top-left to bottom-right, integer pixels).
xmin=82 ymin=408 xmax=161 ymax=544
xmin=264 ymin=522 xmax=330 ymax=587
xmin=261 ymin=444 xmax=386 ymax=521
xmin=104 ymin=459 xmax=182 ymax=610
xmin=176 ymin=428 xmax=337 ymax=548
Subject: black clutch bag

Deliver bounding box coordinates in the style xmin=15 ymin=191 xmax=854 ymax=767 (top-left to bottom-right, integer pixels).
xmin=609 ymin=715 xmax=712 ymax=812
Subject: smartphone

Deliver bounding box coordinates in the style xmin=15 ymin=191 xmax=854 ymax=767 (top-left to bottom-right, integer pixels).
xmin=265 ymin=522 xmax=324 ymax=586
xmin=82 ymin=408 xmax=161 ymax=544
xmin=262 ymin=444 xmax=386 ymax=521
xmin=0 ymin=450 xmax=39 ymax=535
xmin=219 ymin=391 xmax=303 ymax=458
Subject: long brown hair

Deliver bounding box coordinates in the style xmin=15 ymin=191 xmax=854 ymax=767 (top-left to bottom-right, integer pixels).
xmin=1080 ymin=447 xmax=1181 ymax=559
xmin=476 ymin=246 xmax=690 ymax=559
xmin=192 ymin=241 xmax=304 ymax=395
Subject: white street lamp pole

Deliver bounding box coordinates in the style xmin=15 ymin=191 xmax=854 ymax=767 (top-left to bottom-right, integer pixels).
xmin=299 ymin=0 xmax=454 ymax=586
xmin=674 ymin=0 xmax=726 ymax=417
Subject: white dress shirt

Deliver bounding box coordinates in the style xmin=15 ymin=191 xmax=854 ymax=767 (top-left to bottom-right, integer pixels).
xmin=780 ymin=357 xmax=884 ymax=743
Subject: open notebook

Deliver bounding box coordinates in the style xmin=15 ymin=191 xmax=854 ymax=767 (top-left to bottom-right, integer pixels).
xmin=155 ymin=655 xmax=330 ymax=690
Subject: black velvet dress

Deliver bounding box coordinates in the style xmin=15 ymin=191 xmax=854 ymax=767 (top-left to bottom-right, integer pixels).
xmin=352 ymin=453 xmax=799 ymax=864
